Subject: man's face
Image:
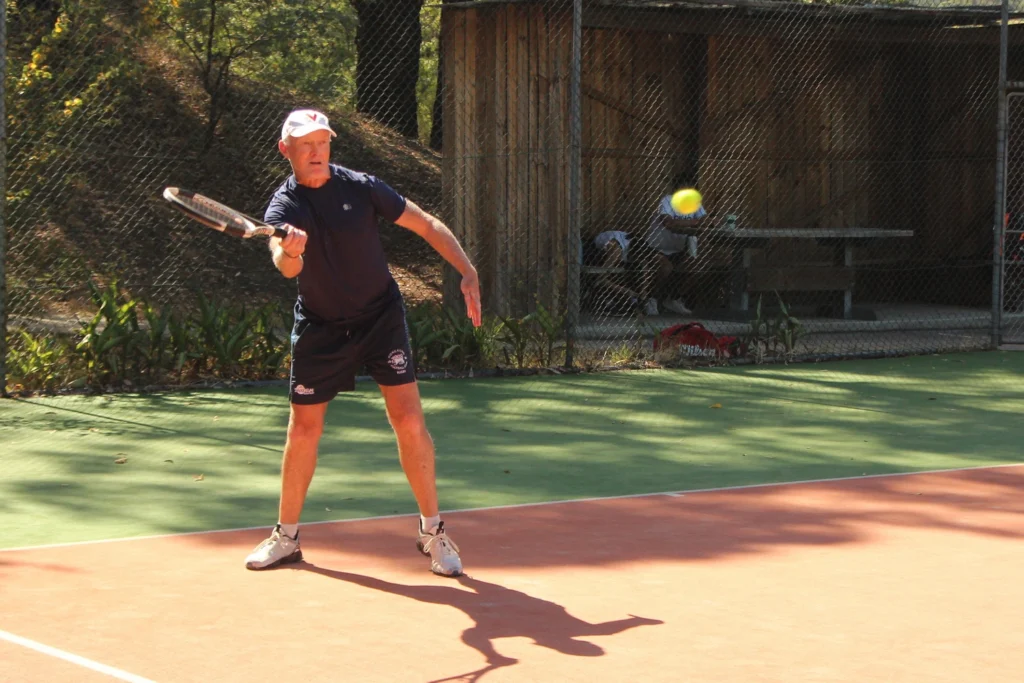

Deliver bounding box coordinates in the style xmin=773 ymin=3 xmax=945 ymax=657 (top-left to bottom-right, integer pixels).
xmin=279 ymin=129 xmax=332 ymax=187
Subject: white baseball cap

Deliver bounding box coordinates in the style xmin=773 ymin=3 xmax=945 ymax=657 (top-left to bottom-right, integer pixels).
xmin=281 ymin=109 xmax=337 ymax=140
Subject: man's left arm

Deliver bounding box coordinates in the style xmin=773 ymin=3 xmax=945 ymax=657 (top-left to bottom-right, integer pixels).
xmin=395 ymin=199 xmax=482 ymax=327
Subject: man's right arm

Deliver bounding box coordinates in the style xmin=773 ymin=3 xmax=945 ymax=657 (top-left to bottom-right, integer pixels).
xmin=269 ymin=226 xmax=307 ymax=279
xmin=264 ymin=196 xmax=307 ymax=279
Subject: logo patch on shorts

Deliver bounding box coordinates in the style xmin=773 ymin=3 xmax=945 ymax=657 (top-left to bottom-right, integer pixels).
xmin=388 ymin=349 xmax=409 ymax=373
xmin=294 ymin=384 xmax=315 ymax=396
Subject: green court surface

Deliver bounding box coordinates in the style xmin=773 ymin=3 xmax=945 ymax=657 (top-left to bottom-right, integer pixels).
xmin=2 ymin=350 xmax=1022 ymax=550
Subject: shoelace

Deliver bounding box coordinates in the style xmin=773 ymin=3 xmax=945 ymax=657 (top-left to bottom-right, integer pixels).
xmin=422 ymin=531 xmax=460 ymax=556
xmin=254 ymin=530 xmax=296 ymax=553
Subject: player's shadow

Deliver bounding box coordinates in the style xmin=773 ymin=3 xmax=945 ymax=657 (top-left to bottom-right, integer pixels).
xmin=294 ymin=563 xmax=663 ymax=683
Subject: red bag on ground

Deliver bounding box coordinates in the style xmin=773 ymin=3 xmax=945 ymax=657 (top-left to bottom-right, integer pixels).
xmin=653 ymin=322 xmax=742 ymax=358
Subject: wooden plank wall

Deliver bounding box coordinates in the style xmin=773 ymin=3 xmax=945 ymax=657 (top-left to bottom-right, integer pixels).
xmin=441 ymin=4 xmax=572 ymax=317
xmin=443 ymin=4 xmax=1000 ymax=313
xmin=580 ymin=29 xmax=704 ymax=240
xmin=918 ymin=43 xmax=998 ymax=263
xmin=701 ymin=30 xmax=997 ymax=281
xmin=701 ymin=35 xmax=894 ymax=266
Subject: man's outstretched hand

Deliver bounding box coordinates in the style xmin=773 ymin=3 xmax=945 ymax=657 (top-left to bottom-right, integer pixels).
xmin=461 ymin=269 xmax=482 ymax=327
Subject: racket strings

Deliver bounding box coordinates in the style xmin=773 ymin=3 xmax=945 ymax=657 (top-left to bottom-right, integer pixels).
xmin=183 ymin=195 xmax=244 ymax=227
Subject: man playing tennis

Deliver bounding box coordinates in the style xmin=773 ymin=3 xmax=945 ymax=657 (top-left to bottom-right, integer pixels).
xmin=244 ymin=109 xmax=481 ymax=577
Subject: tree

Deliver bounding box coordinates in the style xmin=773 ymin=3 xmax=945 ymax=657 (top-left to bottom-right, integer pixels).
xmin=352 ymin=0 xmax=423 ymax=139
xmin=428 ymin=0 xmax=457 ymax=151
xmin=154 ymin=0 xmax=328 ymax=147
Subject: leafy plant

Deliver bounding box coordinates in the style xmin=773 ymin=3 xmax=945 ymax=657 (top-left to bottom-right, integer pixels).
xmin=74 ymin=279 xmax=147 ymax=387
xmin=530 ymin=299 xmax=565 ymax=367
xmin=140 ymin=301 xmax=172 ymax=383
xmin=6 ymin=330 xmax=78 ymax=392
xmin=744 ymin=292 xmax=804 ymax=363
xmin=607 ymin=341 xmax=646 ymax=365
xmin=195 ymin=293 xmax=266 ymax=377
xmin=497 ymin=314 xmax=535 ymax=370
xmin=167 ymin=307 xmax=202 ymax=380
xmin=247 ymin=303 xmax=289 ymax=378
xmin=406 ymin=302 xmax=501 ymax=370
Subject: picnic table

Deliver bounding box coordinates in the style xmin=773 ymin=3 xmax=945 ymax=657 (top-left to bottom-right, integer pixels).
xmin=663 ymin=220 xmax=915 ymax=319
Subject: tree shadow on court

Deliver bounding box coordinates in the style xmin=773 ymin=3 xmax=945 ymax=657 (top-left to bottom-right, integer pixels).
xmin=182 ymin=464 xmax=1023 ymax=573
xmin=0 ymin=556 xmax=82 ymax=577
xmin=290 ymin=563 xmax=663 ymax=683
xmin=5 ymin=351 xmax=1024 ymax=550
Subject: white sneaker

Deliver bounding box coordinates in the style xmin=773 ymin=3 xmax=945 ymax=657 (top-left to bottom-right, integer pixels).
xmin=663 ymin=299 xmax=692 ymax=315
xmin=643 ymin=298 xmax=659 ymax=316
xmin=416 ymin=521 xmax=463 ymax=577
xmin=245 ymin=525 xmax=302 ymax=570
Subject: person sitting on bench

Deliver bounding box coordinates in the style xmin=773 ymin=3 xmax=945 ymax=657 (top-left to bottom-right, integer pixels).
xmin=591 ymin=230 xmax=661 ymax=316
xmin=646 ymin=172 xmax=709 ymax=315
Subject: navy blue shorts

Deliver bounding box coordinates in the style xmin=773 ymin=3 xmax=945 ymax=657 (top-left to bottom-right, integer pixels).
xmin=288 ymin=298 xmax=415 ymax=404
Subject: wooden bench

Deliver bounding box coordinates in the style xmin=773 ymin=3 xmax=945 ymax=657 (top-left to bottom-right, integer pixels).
xmin=656 ymin=223 xmax=914 ymax=319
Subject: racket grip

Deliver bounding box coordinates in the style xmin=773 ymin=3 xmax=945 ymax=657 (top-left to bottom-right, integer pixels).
xmin=273 ymin=225 xmax=289 ymax=239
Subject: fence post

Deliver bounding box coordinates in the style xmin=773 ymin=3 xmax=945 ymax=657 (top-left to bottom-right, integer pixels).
xmin=0 ymin=0 xmax=7 ymax=397
xmin=564 ymin=0 xmax=582 ymax=368
xmin=992 ymin=0 xmax=1010 ymax=349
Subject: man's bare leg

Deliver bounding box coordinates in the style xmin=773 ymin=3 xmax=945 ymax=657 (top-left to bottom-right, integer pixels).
xmin=278 ymin=401 xmax=328 ymax=523
xmin=380 ymin=381 xmax=463 ymax=576
xmin=380 ymin=382 xmax=438 ymax=517
xmin=245 ymin=401 xmax=327 ymax=570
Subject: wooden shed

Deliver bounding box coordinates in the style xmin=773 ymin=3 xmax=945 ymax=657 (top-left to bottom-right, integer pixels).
xmin=440 ymin=0 xmax=1019 ymax=318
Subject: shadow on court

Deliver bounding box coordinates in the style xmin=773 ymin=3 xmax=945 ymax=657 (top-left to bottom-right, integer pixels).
xmin=5 ymin=351 xmax=1024 ymax=550
xmin=292 ymin=564 xmax=663 ymax=683
xmin=181 ymin=465 xmax=1024 ymax=573
xmin=3 ymin=466 xmax=1023 ymax=683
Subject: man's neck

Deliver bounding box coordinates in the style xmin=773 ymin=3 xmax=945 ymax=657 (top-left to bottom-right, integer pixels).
xmin=295 ymin=166 xmax=331 ymax=189
xmin=297 ymin=176 xmax=329 ymax=189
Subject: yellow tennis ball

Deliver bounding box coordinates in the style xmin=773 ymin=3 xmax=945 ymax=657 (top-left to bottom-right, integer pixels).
xmin=670 ymin=188 xmax=702 ymax=215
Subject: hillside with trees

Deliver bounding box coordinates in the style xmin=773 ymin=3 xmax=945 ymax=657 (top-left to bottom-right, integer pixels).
xmin=6 ymin=0 xmax=447 ymax=328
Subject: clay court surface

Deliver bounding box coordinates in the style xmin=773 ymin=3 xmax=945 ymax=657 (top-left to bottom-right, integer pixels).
xmin=3 ymin=466 xmax=1022 ymax=683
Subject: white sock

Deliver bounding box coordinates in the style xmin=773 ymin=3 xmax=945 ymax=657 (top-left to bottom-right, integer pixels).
xmin=278 ymin=523 xmax=299 ymax=539
xmin=420 ymin=514 xmax=441 ymax=534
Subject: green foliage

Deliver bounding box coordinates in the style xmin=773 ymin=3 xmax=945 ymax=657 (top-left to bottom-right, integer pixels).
xmin=5 ymin=282 xmax=292 ymax=394
xmin=417 ymin=2 xmax=442 ymax=145
xmin=607 ymin=341 xmax=647 ymax=366
xmin=496 ymin=313 xmax=534 ymax=370
xmin=745 ymin=292 xmax=805 ymax=363
xmin=6 ymin=330 xmax=79 ymax=393
xmin=251 ymin=1 xmax=360 ymax=107
xmin=9 ymin=1 xmax=150 ymax=192
xmin=149 ymin=0 xmax=441 ymax=140
xmin=151 ymin=0 xmax=343 ymax=141
xmin=497 ymin=299 xmax=567 ymax=369
xmin=405 ymin=299 xmax=570 ymax=373
xmin=6 ymin=289 xmax=577 ymax=393
xmin=194 ymin=293 xmax=288 ymax=378
xmin=407 ymin=302 xmax=501 ymax=370
xmin=530 ymin=299 xmax=566 ymax=367
xmin=75 ymin=280 xmax=150 ymax=388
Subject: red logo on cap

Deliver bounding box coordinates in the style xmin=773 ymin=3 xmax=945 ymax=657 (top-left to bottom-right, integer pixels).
xmin=307 ymin=113 xmax=318 ymax=122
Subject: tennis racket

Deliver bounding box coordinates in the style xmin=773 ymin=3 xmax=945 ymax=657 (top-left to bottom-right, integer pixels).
xmin=163 ymin=187 xmax=288 ymax=239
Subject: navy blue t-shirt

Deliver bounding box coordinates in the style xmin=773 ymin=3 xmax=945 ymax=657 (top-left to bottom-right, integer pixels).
xmin=264 ymin=164 xmax=407 ymax=322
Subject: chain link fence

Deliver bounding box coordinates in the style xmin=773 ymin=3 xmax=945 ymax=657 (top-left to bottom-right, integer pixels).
xmin=446 ymin=0 xmax=1022 ymax=367
xmin=2 ymin=0 xmax=1023 ymax=393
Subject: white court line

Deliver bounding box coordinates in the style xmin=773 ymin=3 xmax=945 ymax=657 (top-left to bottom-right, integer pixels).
xmin=0 ymin=629 xmax=156 ymax=683
xmin=2 ymin=461 xmax=1023 ymax=555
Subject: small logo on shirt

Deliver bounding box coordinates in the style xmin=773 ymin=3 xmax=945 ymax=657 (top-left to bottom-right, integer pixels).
xmin=294 ymin=384 xmax=315 ymax=396
xmin=388 ymin=349 xmax=409 ymax=373
xmin=343 ymin=203 xmax=352 ymax=211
